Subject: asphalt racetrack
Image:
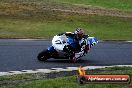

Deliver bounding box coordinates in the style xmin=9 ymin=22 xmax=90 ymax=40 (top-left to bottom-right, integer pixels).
xmin=0 ymin=39 xmax=132 ymax=72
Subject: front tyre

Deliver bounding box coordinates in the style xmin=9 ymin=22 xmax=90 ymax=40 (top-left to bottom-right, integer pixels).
xmin=37 ymin=50 xmax=49 ymax=61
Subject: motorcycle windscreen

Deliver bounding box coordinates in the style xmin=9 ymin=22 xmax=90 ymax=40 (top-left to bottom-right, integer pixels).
xmin=87 ymin=37 xmax=98 ymax=47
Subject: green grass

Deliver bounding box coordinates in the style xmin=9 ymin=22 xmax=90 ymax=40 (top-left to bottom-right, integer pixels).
xmin=52 ymin=0 xmax=132 ymax=11
xmin=0 ymin=14 xmax=132 ymax=40
xmin=0 ymin=0 xmax=132 ymax=40
xmin=0 ymin=74 xmax=32 ymax=81
xmin=0 ymin=77 xmax=125 ymax=88
xmin=0 ymin=66 xmax=132 ymax=88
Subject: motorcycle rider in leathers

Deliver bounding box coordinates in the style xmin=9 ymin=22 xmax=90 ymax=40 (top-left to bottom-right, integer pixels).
xmin=74 ymin=28 xmax=89 ymax=53
xmin=63 ymin=28 xmax=90 ymax=53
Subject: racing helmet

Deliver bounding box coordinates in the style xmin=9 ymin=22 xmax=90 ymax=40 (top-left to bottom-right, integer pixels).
xmin=75 ymin=28 xmax=84 ymax=39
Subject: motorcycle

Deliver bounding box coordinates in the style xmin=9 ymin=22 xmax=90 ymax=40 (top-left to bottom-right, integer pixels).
xmin=37 ymin=32 xmax=98 ymax=62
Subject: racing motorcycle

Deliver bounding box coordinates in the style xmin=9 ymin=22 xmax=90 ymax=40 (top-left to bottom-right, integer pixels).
xmin=37 ymin=32 xmax=98 ymax=62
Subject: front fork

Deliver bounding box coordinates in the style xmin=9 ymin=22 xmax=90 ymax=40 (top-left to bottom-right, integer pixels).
xmin=47 ymin=46 xmax=58 ymax=57
xmin=63 ymin=44 xmax=89 ymax=62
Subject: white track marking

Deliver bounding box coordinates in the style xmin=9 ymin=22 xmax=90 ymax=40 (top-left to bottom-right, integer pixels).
xmin=126 ymin=41 xmax=132 ymax=43
xmin=0 ymin=65 xmax=132 ymax=76
xmin=17 ymin=39 xmax=47 ymax=41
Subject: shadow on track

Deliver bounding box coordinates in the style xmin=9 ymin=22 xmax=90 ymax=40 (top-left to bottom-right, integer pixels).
xmin=37 ymin=58 xmax=98 ymax=64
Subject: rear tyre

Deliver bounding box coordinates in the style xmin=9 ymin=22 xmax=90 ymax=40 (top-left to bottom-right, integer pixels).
xmin=37 ymin=50 xmax=49 ymax=61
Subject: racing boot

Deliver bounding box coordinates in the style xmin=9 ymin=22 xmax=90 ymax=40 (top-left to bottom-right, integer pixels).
xmin=69 ymin=54 xmax=77 ymax=62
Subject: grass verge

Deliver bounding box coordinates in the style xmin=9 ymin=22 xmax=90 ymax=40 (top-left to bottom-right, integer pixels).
xmin=0 ymin=0 xmax=132 ymax=40
xmin=0 ymin=14 xmax=132 ymax=40
xmin=2 ymin=0 xmax=131 ymax=11
xmin=51 ymin=0 xmax=132 ymax=11
xmin=0 ymin=66 xmax=132 ymax=88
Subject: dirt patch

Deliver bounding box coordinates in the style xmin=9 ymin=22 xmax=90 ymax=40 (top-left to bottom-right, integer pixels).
xmin=52 ymin=5 xmax=132 ymax=18
xmin=0 ymin=1 xmax=132 ymax=18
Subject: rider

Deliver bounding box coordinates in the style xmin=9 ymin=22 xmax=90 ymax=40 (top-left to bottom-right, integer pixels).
xmin=64 ymin=28 xmax=89 ymax=62
xmin=63 ymin=28 xmax=89 ymax=53
xmin=74 ymin=28 xmax=89 ymax=53
xmin=74 ymin=28 xmax=84 ymax=41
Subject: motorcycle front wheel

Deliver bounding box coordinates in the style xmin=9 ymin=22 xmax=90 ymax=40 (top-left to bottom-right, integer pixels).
xmin=37 ymin=50 xmax=49 ymax=61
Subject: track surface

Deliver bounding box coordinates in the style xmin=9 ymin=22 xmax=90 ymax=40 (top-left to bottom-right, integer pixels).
xmin=0 ymin=39 xmax=132 ymax=72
